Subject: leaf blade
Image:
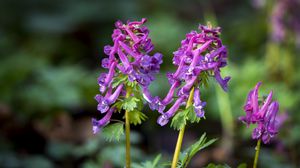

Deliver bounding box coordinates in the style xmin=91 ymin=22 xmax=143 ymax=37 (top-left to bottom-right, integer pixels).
xmin=102 ymin=123 xmax=124 ymax=142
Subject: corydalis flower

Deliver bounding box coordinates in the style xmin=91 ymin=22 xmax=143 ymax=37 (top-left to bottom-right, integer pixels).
xmin=148 ymin=24 xmax=230 ymax=126
xmin=172 ymin=25 xmax=230 ymax=91
xmin=93 ymin=19 xmax=162 ymax=134
xmin=239 ymin=82 xmax=282 ymax=144
xmin=98 ymin=18 xmax=162 ymax=94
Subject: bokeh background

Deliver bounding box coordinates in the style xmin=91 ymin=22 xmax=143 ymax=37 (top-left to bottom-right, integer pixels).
xmin=0 ymin=0 xmax=299 ymax=167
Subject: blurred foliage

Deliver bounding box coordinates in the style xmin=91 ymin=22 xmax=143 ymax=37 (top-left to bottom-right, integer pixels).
xmin=177 ymin=133 xmax=217 ymax=168
xmin=0 ymin=0 xmax=300 ymax=167
xmin=132 ymin=154 xmax=164 ymax=168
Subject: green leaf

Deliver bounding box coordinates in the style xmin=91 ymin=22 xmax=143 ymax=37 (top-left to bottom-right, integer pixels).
xmin=171 ymin=111 xmax=187 ymax=131
xmin=189 ymin=134 xmax=217 ymax=157
xmin=132 ymin=154 xmax=163 ymax=168
xmin=185 ymin=106 xmax=200 ymax=123
xmin=171 ymin=106 xmax=201 ymax=131
xmin=237 ymin=163 xmax=247 ymax=168
xmin=102 ymin=123 xmax=124 ymax=142
xmin=177 ymin=133 xmax=217 ymax=168
xmin=133 ymin=88 xmax=144 ymax=110
xmin=152 ymin=154 xmax=162 ymax=166
xmin=122 ymin=97 xmax=140 ymax=112
xmin=112 ymin=87 xmax=143 ymax=113
xmin=127 ymin=110 xmax=148 ymax=125
xmin=112 ymin=101 xmax=123 ymax=112
xmin=112 ymin=74 xmax=127 ymax=88
xmin=205 ymin=163 xmax=231 ymax=168
xmin=126 ymin=80 xmax=136 ymax=88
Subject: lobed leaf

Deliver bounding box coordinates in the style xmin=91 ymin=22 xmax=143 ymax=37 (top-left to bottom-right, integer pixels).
xmin=177 ymin=133 xmax=217 ymax=168
xmin=185 ymin=106 xmax=201 ymax=123
xmin=101 ymin=123 xmax=124 ymax=142
xmin=127 ymin=110 xmax=148 ymax=125
xmin=132 ymin=154 xmax=164 ymax=168
xmin=171 ymin=111 xmax=187 ymax=131
xmin=171 ymin=106 xmax=201 ymax=131
xmin=122 ymin=97 xmax=140 ymax=112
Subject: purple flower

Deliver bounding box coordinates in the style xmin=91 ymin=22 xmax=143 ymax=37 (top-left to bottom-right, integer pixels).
xmin=239 ymin=82 xmax=282 ymax=144
xmin=98 ymin=18 xmax=163 ymax=93
xmin=154 ymin=23 xmax=230 ymax=126
xmin=261 ymin=104 xmax=279 ymax=143
xmin=157 ymin=114 xmax=170 ymax=127
xmin=110 ymin=19 xmax=163 ymax=87
xmin=98 ymin=73 xmax=107 ymax=93
xmin=95 ymin=84 xmax=124 ymax=113
xmin=142 ymin=87 xmax=165 ymax=112
xmin=93 ymin=19 xmax=162 ymax=133
xmin=157 ymin=97 xmax=185 ymax=126
xmin=193 ymin=88 xmax=206 ymax=118
xmin=214 ymin=69 xmax=231 ymax=92
xmin=162 ymin=81 xmax=181 ymax=105
xmin=169 ymin=24 xmax=230 ymax=91
xmin=92 ymin=108 xmax=115 ymax=134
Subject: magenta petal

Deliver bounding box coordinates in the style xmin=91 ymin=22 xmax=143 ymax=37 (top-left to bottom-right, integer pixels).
xmin=92 ymin=108 xmax=115 ymax=134
xmin=162 ymin=81 xmax=180 ymax=105
xmin=164 ymin=97 xmax=185 ymax=118
xmin=252 ymin=82 xmax=262 ymax=114
xmin=119 ymin=41 xmax=139 ymax=59
xmin=107 ymin=84 xmax=124 ymax=104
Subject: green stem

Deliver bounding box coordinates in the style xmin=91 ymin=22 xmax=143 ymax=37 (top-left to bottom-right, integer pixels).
xmin=253 ymin=139 xmax=262 ymax=168
xmin=125 ymin=87 xmax=132 ymax=168
xmin=171 ymin=87 xmax=195 ymax=168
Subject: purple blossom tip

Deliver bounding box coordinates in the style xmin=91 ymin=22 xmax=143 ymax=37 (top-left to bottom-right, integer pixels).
xmin=252 ymin=126 xmax=263 ymax=140
xmin=92 ymin=108 xmax=115 ymax=134
xmin=101 ymin=58 xmax=110 ymax=69
xmin=92 ymin=118 xmax=101 ymax=134
xmin=150 ymin=97 xmax=165 ymax=113
xmin=104 ymin=45 xmax=112 ymax=56
xmin=157 ymin=114 xmax=169 ymax=126
xmin=194 ymin=101 xmax=206 ymax=118
xmin=214 ymin=69 xmax=231 ymax=92
xmin=97 ymin=98 xmax=109 ymax=113
xmin=193 ymin=88 xmax=206 ymax=118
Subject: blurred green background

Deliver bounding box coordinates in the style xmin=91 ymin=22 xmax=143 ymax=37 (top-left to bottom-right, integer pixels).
xmin=0 ymin=0 xmax=299 ymax=167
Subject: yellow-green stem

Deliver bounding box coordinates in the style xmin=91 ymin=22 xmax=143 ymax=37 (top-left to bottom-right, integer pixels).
xmin=125 ymin=87 xmax=132 ymax=168
xmin=171 ymin=87 xmax=195 ymax=168
xmin=253 ymin=139 xmax=262 ymax=168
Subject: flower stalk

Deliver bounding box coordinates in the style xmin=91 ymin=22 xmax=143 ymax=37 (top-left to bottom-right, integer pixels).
xmin=125 ymin=86 xmax=132 ymax=168
xmin=253 ymin=139 xmax=261 ymax=168
xmin=171 ymin=87 xmax=195 ymax=168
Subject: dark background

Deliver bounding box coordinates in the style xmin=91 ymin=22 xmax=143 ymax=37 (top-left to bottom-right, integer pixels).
xmin=0 ymin=0 xmax=299 ymax=167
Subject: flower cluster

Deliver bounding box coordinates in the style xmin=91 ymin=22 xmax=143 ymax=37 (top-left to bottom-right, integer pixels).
xmin=93 ymin=19 xmax=162 ymax=134
xmin=239 ymin=82 xmax=281 ymax=144
xmin=271 ymin=0 xmax=300 ymax=45
xmin=143 ymin=24 xmax=230 ymax=126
